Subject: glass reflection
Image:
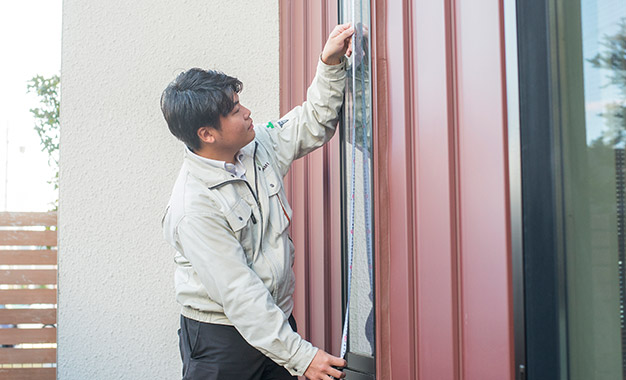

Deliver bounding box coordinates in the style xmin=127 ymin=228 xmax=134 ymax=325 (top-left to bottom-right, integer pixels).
xmin=556 ymin=1 xmax=626 ymax=378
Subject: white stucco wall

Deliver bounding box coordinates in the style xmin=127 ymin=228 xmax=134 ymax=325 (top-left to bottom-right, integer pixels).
xmin=59 ymin=1 xmax=279 ymax=378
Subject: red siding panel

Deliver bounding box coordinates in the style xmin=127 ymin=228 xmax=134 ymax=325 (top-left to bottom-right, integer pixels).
xmin=371 ymin=1 xmax=393 ymax=378
xmin=453 ymin=0 xmax=515 ymax=378
xmin=384 ymin=0 xmax=417 ymax=378
xmin=280 ymin=0 xmax=514 ymax=378
xmin=279 ymin=0 xmax=343 ymax=360
xmin=412 ymin=0 xmax=460 ymax=377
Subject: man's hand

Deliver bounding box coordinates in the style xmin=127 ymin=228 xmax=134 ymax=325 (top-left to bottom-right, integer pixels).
xmin=321 ymin=23 xmax=355 ymax=65
xmin=304 ymin=349 xmax=347 ymax=379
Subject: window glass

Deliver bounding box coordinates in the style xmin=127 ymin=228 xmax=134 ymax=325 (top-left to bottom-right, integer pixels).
xmin=553 ymin=1 xmax=626 ymax=378
xmin=339 ymin=0 xmax=375 ymax=360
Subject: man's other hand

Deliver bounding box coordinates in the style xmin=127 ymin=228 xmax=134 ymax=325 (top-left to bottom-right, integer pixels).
xmin=303 ymin=349 xmax=347 ymax=379
xmin=321 ymin=23 xmax=355 ymax=65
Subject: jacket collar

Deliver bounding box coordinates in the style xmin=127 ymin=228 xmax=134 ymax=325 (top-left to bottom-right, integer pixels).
xmin=184 ymin=141 xmax=257 ymax=188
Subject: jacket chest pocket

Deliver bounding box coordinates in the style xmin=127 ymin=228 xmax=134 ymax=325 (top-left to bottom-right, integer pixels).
xmin=264 ymin=166 xmax=292 ymax=235
xmin=224 ymin=199 xmax=256 ymax=264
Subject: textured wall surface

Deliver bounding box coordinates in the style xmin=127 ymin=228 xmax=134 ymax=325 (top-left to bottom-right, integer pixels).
xmin=59 ymin=1 xmax=279 ymax=378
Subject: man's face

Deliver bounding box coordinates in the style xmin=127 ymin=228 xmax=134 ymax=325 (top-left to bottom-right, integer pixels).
xmin=213 ymin=93 xmax=255 ymax=153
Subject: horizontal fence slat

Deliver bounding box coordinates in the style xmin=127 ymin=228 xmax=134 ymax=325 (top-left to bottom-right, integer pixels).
xmin=0 ymin=231 xmax=56 ymax=247
xmin=0 ymin=368 xmax=56 ymax=380
xmin=0 ymin=348 xmax=56 ymax=364
xmin=0 ymin=270 xmax=57 ymax=285
xmin=0 ymin=289 xmax=56 ymax=305
xmin=0 ymin=213 xmax=57 ymax=227
xmin=0 ymin=327 xmax=56 ymax=345
xmin=0 ymin=250 xmax=57 ymax=265
xmin=0 ymin=309 xmax=56 ymax=325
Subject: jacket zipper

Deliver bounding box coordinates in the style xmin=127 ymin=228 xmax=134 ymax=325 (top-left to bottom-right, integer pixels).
xmin=209 ymin=144 xmax=280 ymax=298
xmin=252 ymin=143 xmax=280 ymax=297
xmin=241 ymin=179 xmax=263 ymax=254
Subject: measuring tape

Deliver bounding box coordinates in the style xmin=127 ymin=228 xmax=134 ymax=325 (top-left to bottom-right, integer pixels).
xmin=340 ymin=2 xmax=374 ymax=360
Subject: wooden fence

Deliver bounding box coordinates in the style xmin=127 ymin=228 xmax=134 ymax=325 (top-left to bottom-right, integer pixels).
xmin=0 ymin=212 xmax=57 ymax=380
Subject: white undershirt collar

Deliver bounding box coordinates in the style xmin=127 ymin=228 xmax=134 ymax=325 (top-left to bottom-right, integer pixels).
xmin=187 ymin=148 xmax=247 ymax=180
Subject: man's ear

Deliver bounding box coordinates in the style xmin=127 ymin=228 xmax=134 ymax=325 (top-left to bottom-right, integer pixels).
xmin=197 ymin=126 xmax=217 ymax=144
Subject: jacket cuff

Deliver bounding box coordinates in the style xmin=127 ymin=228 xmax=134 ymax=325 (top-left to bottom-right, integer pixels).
xmin=285 ymin=340 xmax=318 ymax=376
xmin=317 ymin=55 xmax=347 ymax=80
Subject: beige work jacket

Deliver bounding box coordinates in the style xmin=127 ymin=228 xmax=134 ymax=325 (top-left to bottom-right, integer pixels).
xmin=162 ymin=57 xmax=346 ymax=376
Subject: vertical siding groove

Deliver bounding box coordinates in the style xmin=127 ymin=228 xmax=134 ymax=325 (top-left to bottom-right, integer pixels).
xmin=404 ymin=0 xmax=420 ymax=377
xmin=446 ymin=0 xmax=463 ymax=378
xmin=302 ymin=1 xmax=312 ymax=341
xmin=325 ymin=3 xmax=342 ymax=356
xmin=497 ymin=0 xmax=516 ymax=376
xmin=320 ymin=0 xmax=333 ymax=353
xmin=371 ymin=0 xmax=393 ymax=378
xmin=322 ymin=144 xmax=332 ymax=351
xmin=321 ymin=3 xmax=334 ymax=352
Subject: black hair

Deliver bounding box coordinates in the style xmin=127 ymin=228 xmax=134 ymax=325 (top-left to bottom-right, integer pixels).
xmin=160 ymin=68 xmax=243 ymax=151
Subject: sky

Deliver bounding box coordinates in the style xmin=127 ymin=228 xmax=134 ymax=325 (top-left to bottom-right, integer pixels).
xmin=0 ymin=1 xmax=61 ymax=211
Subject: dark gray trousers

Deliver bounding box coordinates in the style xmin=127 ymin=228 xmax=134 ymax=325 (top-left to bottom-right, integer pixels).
xmin=178 ymin=314 xmax=298 ymax=380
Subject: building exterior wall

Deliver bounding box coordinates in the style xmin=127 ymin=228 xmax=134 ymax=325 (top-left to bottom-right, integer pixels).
xmin=60 ymin=0 xmax=515 ymax=378
xmin=58 ymin=1 xmax=280 ymax=378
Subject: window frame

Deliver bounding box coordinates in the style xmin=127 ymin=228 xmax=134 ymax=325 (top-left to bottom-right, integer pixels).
xmin=515 ymin=0 xmax=576 ymax=377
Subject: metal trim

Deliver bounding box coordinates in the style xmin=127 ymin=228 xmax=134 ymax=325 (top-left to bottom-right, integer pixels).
xmin=346 ymin=352 xmax=375 ymax=374
xmin=504 ymin=0 xmax=526 ymax=378
xmin=345 ymin=369 xmax=375 ymax=380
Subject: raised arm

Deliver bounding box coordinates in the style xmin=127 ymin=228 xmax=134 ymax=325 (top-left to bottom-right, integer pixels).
xmin=256 ymin=23 xmax=355 ymax=177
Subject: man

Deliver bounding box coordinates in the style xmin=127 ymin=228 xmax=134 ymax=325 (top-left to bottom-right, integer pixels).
xmin=160 ymin=23 xmax=354 ymax=380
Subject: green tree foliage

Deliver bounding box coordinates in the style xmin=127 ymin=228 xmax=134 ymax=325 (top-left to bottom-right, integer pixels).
xmin=27 ymin=74 xmax=59 ymax=208
xmin=588 ymin=18 xmax=626 ymax=147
